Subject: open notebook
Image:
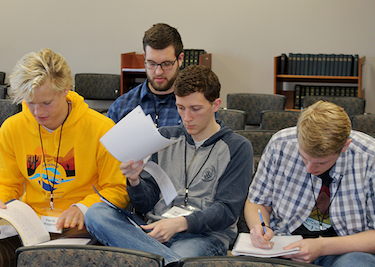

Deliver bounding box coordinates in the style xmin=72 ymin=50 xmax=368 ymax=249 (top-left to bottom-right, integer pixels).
xmin=0 ymin=199 xmax=93 ymax=246
xmin=232 ymin=233 xmax=302 ymax=258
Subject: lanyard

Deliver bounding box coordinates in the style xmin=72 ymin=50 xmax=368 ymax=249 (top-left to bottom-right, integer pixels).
xmin=184 ymin=141 xmax=216 ymax=206
xmin=150 ymin=92 xmax=173 ymax=127
xmin=39 ymin=102 xmax=70 ymax=210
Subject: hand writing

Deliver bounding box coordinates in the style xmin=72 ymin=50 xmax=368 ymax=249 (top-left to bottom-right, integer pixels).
xmin=250 ymin=224 xmax=275 ymax=249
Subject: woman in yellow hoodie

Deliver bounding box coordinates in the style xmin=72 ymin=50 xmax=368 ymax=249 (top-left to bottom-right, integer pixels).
xmin=0 ymin=48 xmax=129 ymax=265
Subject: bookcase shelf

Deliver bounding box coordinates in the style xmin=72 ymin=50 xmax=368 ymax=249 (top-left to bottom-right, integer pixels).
xmin=121 ymin=51 xmax=212 ymax=95
xmin=274 ymin=55 xmax=365 ymax=110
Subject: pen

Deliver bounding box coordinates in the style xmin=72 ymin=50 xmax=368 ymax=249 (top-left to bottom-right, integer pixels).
xmin=258 ymin=209 xmax=267 ymax=234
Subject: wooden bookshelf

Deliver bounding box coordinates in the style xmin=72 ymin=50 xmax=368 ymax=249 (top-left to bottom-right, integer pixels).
xmin=274 ymin=55 xmax=365 ymax=110
xmin=120 ymin=52 xmax=146 ymax=95
xmin=121 ymin=51 xmax=212 ymax=95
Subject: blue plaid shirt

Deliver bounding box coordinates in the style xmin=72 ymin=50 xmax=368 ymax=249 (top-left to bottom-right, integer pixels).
xmin=107 ymin=79 xmax=182 ymax=126
xmin=248 ymin=127 xmax=375 ymax=237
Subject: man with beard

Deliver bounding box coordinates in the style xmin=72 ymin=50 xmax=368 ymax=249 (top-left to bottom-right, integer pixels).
xmin=107 ymin=23 xmax=184 ymax=127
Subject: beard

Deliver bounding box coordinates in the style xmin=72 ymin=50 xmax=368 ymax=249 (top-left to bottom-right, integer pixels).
xmin=146 ymin=68 xmax=179 ymax=92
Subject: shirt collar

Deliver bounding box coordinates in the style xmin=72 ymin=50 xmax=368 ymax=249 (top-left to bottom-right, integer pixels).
xmin=140 ymin=79 xmax=176 ymax=103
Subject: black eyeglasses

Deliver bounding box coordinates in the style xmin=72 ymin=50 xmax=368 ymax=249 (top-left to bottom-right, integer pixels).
xmin=144 ymin=58 xmax=178 ymax=71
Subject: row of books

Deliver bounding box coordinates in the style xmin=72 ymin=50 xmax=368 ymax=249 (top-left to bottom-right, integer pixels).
xmin=181 ymin=49 xmax=207 ymax=70
xmin=294 ymin=84 xmax=358 ymax=109
xmin=279 ymin=53 xmax=359 ymax=77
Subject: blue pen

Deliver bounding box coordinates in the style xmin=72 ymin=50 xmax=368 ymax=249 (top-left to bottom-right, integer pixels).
xmin=258 ymin=209 xmax=267 ymax=234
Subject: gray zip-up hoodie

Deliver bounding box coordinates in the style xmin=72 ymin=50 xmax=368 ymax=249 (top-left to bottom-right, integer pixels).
xmin=127 ymin=121 xmax=253 ymax=247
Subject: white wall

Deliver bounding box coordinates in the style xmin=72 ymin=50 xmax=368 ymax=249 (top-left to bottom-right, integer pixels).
xmin=1 ymin=0 xmax=375 ymax=112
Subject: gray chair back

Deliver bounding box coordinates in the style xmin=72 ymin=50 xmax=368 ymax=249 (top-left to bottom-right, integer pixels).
xmin=234 ymin=130 xmax=275 ymax=173
xmin=218 ymin=108 xmax=247 ymax=130
xmin=75 ymin=73 xmax=121 ymax=100
xmin=16 ymin=245 xmax=164 ymax=267
xmin=302 ymin=96 xmax=365 ymax=117
xmin=0 ymin=99 xmax=21 ymax=126
xmin=0 ymin=84 xmax=8 ymax=99
xmin=352 ymin=114 xmax=375 ymax=137
xmin=0 ymin=72 xmax=5 ymax=84
xmin=179 ymin=256 xmax=317 ymax=266
xmin=227 ymin=93 xmax=286 ymax=126
xmin=260 ymin=110 xmax=301 ymax=131
xmin=75 ymin=73 xmax=121 ymax=114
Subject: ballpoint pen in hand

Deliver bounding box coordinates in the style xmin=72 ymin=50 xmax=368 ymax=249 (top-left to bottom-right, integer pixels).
xmin=258 ymin=209 xmax=267 ymax=234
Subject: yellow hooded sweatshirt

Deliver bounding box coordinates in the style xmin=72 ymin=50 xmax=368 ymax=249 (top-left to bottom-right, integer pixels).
xmin=0 ymin=91 xmax=129 ymax=217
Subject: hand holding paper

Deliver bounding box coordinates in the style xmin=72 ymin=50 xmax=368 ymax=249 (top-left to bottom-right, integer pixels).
xmin=100 ymin=106 xmax=178 ymax=205
xmin=100 ymin=105 xmax=177 ymax=163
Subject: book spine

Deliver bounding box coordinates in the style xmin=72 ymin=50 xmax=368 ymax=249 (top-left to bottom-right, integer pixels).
xmin=280 ymin=53 xmax=287 ymax=74
xmin=346 ymin=55 xmax=353 ymax=76
xmin=308 ymin=54 xmax=314 ymax=75
xmin=321 ymin=54 xmax=327 ymax=76
xmin=312 ymin=55 xmax=318 ymax=75
xmin=294 ymin=84 xmax=301 ymax=109
xmin=337 ymin=54 xmax=344 ymax=76
xmin=317 ymin=54 xmax=323 ymax=76
xmin=300 ymin=54 xmax=305 ymax=75
xmin=296 ymin=53 xmax=301 ymax=75
xmin=353 ymin=55 xmax=359 ymax=77
xmin=333 ymin=54 xmax=339 ymax=76
xmin=304 ymin=54 xmax=309 ymax=75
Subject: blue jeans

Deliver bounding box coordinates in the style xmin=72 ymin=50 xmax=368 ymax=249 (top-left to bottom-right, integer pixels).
xmin=313 ymin=252 xmax=375 ymax=267
xmin=85 ymin=203 xmax=227 ymax=265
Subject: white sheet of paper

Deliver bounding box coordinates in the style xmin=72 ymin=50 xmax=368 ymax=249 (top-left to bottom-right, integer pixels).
xmin=0 ymin=224 xmax=18 ymax=239
xmin=143 ymin=161 xmax=178 ymax=206
xmin=36 ymin=238 xmax=92 ymax=246
xmin=100 ymin=105 xmax=177 ymax=163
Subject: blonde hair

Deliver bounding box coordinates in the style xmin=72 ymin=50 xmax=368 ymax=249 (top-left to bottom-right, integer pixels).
xmin=297 ymin=100 xmax=351 ymax=157
xmin=9 ymin=48 xmax=72 ymax=104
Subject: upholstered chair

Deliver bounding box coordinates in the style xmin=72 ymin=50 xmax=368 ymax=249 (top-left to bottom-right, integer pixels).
xmin=0 ymin=99 xmax=21 ymax=126
xmin=302 ymin=96 xmax=365 ymax=117
xmin=260 ymin=110 xmax=301 ymax=131
xmin=74 ymin=73 xmax=121 ymax=114
xmin=227 ymin=93 xmax=286 ymax=128
xmin=16 ymin=245 xmax=164 ymax=267
xmin=352 ymin=114 xmax=375 ymax=137
xmin=218 ymin=108 xmax=247 ymax=130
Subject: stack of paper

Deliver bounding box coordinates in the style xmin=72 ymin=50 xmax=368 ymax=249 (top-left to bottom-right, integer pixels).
xmin=100 ymin=105 xmax=178 ymax=163
xmin=232 ymin=233 xmax=302 ymax=258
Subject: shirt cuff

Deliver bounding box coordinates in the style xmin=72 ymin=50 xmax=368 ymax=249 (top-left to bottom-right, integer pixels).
xmin=71 ymin=203 xmax=88 ymax=216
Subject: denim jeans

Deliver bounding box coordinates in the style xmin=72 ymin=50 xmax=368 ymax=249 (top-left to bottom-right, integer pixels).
xmin=85 ymin=202 xmax=227 ymax=265
xmin=313 ymin=252 xmax=375 ymax=267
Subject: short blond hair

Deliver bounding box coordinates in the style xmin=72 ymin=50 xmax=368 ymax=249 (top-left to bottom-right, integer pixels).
xmin=9 ymin=48 xmax=72 ymax=104
xmin=297 ymin=100 xmax=351 ymax=157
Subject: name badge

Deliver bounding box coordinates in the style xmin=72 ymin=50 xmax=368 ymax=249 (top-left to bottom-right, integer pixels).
xmin=41 ymin=216 xmax=62 ymax=234
xmin=162 ymin=206 xmax=194 ymax=218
